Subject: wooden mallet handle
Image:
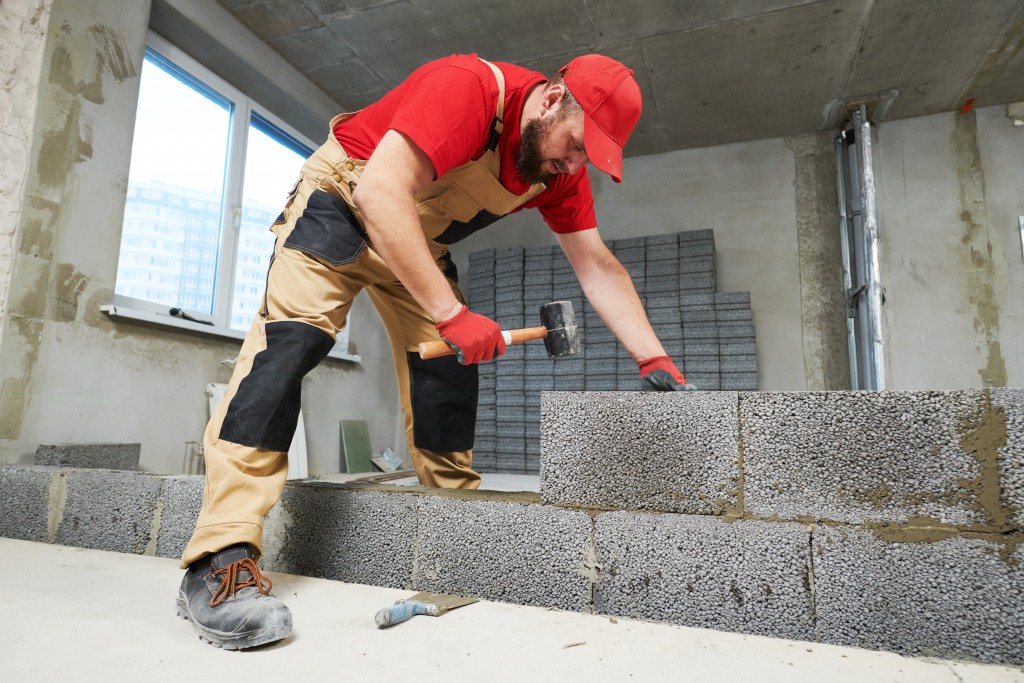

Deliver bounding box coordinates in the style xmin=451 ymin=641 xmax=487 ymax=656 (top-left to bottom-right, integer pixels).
xmin=418 ymin=326 xmax=548 ymax=360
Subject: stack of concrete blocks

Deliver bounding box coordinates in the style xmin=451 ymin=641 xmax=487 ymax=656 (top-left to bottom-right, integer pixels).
xmin=2 ymin=388 xmax=1020 ymax=665
xmin=466 ymin=229 xmax=757 ymax=473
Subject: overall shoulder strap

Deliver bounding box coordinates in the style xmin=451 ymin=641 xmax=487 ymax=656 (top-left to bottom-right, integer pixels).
xmin=477 ymin=59 xmax=506 ymax=151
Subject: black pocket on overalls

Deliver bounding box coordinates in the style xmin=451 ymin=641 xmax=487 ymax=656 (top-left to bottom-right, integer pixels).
xmin=284 ymin=189 xmax=365 ymax=267
xmin=407 ymin=353 xmax=479 ymax=452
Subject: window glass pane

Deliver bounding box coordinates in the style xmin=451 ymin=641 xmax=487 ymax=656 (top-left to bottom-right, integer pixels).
xmin=116 ymin=50 xmax=231 ymax=315
xmin=230 ymin=116 xmax=310 ymax=331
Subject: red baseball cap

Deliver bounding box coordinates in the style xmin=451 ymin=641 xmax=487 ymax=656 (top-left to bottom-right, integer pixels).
xmin=559 ymin=54 xmax=642 ymax=183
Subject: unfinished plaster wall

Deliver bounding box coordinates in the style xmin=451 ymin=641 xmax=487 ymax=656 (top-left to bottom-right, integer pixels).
xmin=0 ymin=0 xmax=404 ymax=475
xmin=0 ymin=0 xmax=53 ymax=349
xmin=876 ymin=105 xmax=1024 ymax=389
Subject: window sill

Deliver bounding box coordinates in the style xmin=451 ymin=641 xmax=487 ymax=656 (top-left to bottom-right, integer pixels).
xmin=99 ymin=304 xmax=361 ymax=364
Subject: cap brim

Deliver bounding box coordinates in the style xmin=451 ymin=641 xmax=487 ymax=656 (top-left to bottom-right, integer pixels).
xmin=583 ymin=111 xmax=623 ymax=183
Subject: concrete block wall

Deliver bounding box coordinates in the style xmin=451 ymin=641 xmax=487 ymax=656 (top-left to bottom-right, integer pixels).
xmin=35 ymin=443 xmax=140 ymax=470
xmin=468 ymin=229 xmax=758 ymax=473
xmin=1 ymin=388 xmax=1020 ymax=664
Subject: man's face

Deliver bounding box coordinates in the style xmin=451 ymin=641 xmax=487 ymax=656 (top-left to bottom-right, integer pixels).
xmin=517 ymin=106 xmax=588 ymax=184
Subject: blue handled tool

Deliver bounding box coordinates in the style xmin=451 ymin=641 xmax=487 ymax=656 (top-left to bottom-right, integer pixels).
xmin=374 ymin=591 xmax=478 ymax=628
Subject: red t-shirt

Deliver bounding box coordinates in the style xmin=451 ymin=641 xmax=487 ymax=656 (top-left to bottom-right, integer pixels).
xmin=332 ymin=54 xmax=597 ymax=234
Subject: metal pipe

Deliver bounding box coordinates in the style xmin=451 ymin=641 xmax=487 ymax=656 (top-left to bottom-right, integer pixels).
xmin=854 ymin=106 xmax=886 ymax=390
xmin=833 ymin=130 xmax=859 ymax=389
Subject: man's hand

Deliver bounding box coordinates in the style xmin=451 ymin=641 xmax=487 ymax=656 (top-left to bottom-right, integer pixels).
xmin=435 ymin=305 xmax=507 ymax=364
xmin=638 ymin=356 xmax=697 ymax=391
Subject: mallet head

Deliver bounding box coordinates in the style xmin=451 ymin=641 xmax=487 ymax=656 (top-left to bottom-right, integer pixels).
xmin=539 ymin=301 xmax=579 ymax=358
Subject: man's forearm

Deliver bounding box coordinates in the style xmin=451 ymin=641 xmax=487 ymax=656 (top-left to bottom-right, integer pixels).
xmin=576 ymin=254 xmax=667 ymax=363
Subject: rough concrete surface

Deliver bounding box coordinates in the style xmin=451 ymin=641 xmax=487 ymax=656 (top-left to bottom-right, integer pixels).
xmin=267 ymin=483 xmax=417 ymax=589
xmin=54 ymin=468 xmax=162 ymax=554
xmin=35 ymin=442 xmax=140 ymax=470
xmin=540 ymin=391 xmax=740 ymax=513
xmin=154 ymin=475 xmax=203 ymax=560
xmin=415 ymin=495 xmax=592 ymax=611
xmin=593 ymin=512 xmax=814 ymax=641
xmin=0 ymin=465 xmax=54 ymax=543
xmin=741 ymin=390 xmax=1002 ymax=525
xmin=813 ymin=526 xmax=1024 ymax=665
xmin=991 ymin=389 xmax=1024 ymax=529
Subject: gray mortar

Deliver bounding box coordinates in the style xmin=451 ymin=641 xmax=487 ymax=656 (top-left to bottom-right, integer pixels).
xmin=270 ymin=483 xmax=417 ymax=589
xmin=415 ymin=496 xmax=592 ymax=611
xmin=741 ymin=390 xmax=996 ymax=526
xmin=0 ymin=466 xmax=55 ymax=542
xmin=540 ymin=391 xmax=740 ymax=514
xmin=54 ymin=469 xmax=162 ymax=554
xmin=991 ymin=388 xmax=1024 ymax=529
xmin=155 ymin=475 xmax=204 ymax=560
xmin=593 ymin=512 xmax=814 ymax=640
xmin=813 ymin=525 xmax=1024 ymax=665
xmin=35 ymin=443 xmax=140 ymax=470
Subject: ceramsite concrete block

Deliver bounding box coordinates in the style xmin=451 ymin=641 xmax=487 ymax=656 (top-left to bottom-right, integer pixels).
xmin=269 ymin=483 xmax=416 ymax=589
xmin=55 ymin=469 xmax=162 ymax=554
xmin=740 ymin=390 xmax=1000 ymax=526
xmin=813 ymin=526 xmax=1024 ymax=665
xmin=540 ymin=391 xmax=740 ymax=514
xmin=990 ymin=388 xmax=1024 ymax=529
xmin=593 ymin=512 xmax=814 ymax=640
xmin=155 ymin=475 xmax=204 ymax=560
xmin=0 ymin=466 xmax=56 ymax=543
xmin=415 ymin=495 xmax=592 ymax=611
xmin=35 ymin=442 xmax=140 ymax=470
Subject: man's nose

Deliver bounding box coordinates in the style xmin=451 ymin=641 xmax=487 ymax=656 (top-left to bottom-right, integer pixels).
xmin=562 ymin=152 xmax=586 ymax=175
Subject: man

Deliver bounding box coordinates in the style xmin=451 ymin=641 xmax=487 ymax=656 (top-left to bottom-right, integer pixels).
xmin=175 ymin=53 xmax=693 ymax=649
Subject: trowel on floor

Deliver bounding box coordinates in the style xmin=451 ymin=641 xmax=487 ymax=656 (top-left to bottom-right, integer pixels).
xmin=374 ymin=591 xmax=479 ymax=628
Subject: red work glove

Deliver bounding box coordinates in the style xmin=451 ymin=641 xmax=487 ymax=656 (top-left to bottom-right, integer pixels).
xmin=435 ymin=305 xmax=507 ymax=365
xmin=638 ymin=356 xmax=697 ymax=392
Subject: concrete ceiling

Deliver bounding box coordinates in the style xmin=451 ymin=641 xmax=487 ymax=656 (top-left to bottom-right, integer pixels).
xmin=213 ymin=0 xmax=1024 ymax=157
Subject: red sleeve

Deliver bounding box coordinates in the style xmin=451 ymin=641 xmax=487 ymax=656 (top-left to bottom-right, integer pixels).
xmin=387 ymin=66 xmax=495 ymax=179
xmin=523 ymin=168 xmax=598 ymax=234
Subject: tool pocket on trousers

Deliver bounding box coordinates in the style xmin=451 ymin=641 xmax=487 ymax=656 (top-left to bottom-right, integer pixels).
xmin=284 ymin=189 xmax=365 ymax=269
xmin=407 ymin=353 xmax=479 ymax=452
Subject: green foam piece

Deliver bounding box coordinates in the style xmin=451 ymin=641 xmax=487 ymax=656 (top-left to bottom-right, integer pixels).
xmin=340 ymin=420 xmax=374 ymax=473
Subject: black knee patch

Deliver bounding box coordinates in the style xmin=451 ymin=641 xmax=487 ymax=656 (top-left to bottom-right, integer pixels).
xmin=408 ymin=353 xmax=478 ymax=452
xmin=220 ymin=322 xmax=335 ymax=451
xmin=285 ymin=190 xmax=365 ymax=267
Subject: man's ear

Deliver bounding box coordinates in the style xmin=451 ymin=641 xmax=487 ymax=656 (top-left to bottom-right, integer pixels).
xmin=539 ymin=83 xmax=566 ymax=117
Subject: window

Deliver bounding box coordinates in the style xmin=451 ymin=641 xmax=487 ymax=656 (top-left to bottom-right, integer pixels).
xmin=111 ymin=33 xmax=354 ymax=357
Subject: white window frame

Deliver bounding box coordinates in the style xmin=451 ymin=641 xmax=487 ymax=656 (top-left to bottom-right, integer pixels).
xmin=103 ymin=32 xmax=358 ymax=362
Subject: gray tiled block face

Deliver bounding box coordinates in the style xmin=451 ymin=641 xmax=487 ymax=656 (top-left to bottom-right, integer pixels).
xmin=594 ymin=513 xmax=814 ymax=640
xmin=540 ymin=392 xmax=740 ymax=514
xmin=55 ymin=469 xmax=162 ymax=554
xmin=272 ymin=484 xmax=416 ymax=589
xmin=0 ymin=466 xmax=55 ymax=542
xmin=991 ymin=389 xmax=1024 ymax=529
xmin=155 ymin=475 xmax=204 ymax=560
xmin=415 ymin=496 xmax=592 ymax=611
xmin=813 ymin=526 xmax=1024 ymax=665
xmin=741 ymin=390 xmax=1000 ymax=526
xmin=35 ymin=443 xmax=140 ymax=470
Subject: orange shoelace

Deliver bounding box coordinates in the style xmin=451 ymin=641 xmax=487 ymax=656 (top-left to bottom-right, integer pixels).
xmin=209 ymin=558 xmax=273 ymax=607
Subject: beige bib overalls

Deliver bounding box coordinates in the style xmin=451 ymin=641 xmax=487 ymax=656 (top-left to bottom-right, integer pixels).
xmin=181 ymin=61 xmax=545 ymax=567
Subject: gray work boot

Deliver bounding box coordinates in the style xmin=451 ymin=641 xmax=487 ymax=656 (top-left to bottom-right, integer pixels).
xmin=175 ymin=544 xmax=292 ymax=649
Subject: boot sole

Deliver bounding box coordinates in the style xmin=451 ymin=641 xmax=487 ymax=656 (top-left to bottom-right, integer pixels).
xmin=175 ymin=591 xmax=290 ymax=650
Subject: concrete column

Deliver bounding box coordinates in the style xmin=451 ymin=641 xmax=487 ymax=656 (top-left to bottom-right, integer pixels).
xmin=785 ymin=132 xmax=850 ymax=390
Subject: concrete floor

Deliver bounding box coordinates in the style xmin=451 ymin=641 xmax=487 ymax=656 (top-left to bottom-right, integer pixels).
xmin=2 ymin=540 xmax=1021 ymax=682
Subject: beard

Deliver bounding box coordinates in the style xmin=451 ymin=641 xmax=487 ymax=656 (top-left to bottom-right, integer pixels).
xmin=516 ymin=115 xmax=558 ymax=185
